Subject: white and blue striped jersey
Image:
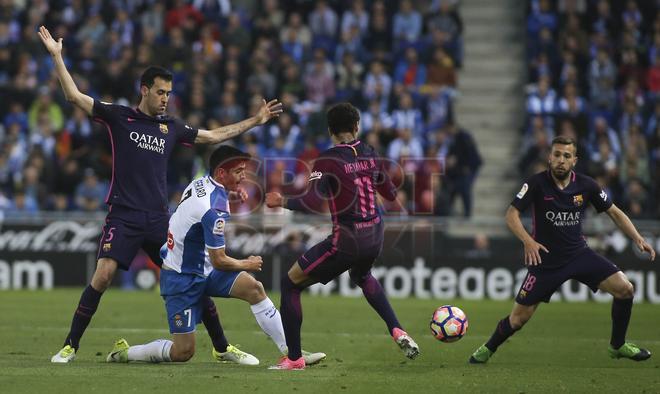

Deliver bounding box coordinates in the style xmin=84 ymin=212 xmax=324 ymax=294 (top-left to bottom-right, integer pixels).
xmin=162 ymin=176 xmax=230 ymax=277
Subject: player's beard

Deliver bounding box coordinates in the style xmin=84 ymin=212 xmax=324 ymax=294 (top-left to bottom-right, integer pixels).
xmin=551 ymin=164 xmax=571 ymax=180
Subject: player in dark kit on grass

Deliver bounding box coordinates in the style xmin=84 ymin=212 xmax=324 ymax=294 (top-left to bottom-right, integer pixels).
xmin=469 ymin=136 xmax=656 ymax=364
xmin=38 ymin=26 xmax=284 ymax=363
xmin=265 ymin=102 xmax=420 ymax=370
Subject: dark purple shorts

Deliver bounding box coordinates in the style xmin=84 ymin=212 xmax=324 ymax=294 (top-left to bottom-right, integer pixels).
xmin=298 ymin=220 xmax=384 ymax=285
xmin=515 ymin=247 xmax=620 ymax=305
xmin=97 ymin=204 xmax=169 ymax=270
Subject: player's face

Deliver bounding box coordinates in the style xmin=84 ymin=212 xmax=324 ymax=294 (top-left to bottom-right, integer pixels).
xmin=548 ymin=143 xmax=577 ymax=180
xmin=220 ymin=162 xmax=247 ymax=191
xmin=141 ymin=77 xmax=172 ymax=116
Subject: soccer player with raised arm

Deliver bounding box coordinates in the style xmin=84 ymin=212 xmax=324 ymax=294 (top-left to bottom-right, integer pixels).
xmin=469 ymin=136 xmax=656 ymax=364
xmin=38 ymin=26 xmax=284 ymax=364
xmin=265 ymin=102 xmax=419 ymax=370
xmin=106 ymin=146 xmax=325 ymax=365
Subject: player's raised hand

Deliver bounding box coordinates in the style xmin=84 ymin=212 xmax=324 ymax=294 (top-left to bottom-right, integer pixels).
xmin=523 ymin=240 xmax=549 ymax=266
xmin=37 ymin=26 xmax=62 ymax=56
xmin=244 ymin=255 xmax=263 ymax=272
xmin=635 ymin=237 xmax=656 ymax=261
xmin=265 ymin=192 xmax=283 ymax=208
xmin=254 ymin=99 xmax=283 ymax=125
xmin=229 ymin=188 xmax=248 ymax=204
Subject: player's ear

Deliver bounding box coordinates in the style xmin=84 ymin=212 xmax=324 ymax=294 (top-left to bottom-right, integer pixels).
xmin=139 ymin=84 xmax=148 ymax=97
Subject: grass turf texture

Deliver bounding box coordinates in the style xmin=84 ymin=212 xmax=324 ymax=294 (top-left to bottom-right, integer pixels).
xmin=1 ymin=289 xmax=659 ymax=393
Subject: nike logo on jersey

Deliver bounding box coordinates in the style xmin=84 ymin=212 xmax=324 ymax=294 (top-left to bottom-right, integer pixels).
xmin=127 ymin=117 xmax=135 ymax=122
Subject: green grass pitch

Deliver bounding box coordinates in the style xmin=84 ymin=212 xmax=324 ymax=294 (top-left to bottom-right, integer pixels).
xmin=1 ymin=289 xmax=659 ymax=393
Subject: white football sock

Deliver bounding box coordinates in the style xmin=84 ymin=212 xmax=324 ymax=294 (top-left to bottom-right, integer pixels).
xmin=250 ymin=297 xmax=287 ymax=354
xmin=127 ymin=339 xmax=173 ymax=363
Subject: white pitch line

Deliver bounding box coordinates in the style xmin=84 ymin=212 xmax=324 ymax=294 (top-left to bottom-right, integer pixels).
xmin=2 ymin=325 xmax=660 ymax=344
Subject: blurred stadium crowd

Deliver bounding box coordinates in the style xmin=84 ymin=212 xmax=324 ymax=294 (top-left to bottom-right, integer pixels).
xmin=522 ymin=0 xmax=660 ymax=219
xmin=0 ymin=0 xmax=475 ymax=217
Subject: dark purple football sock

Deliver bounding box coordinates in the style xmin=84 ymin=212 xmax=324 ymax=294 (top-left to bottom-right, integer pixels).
xmin=359 ymin=274 xmax=402 ymax=335
xmin=610 ymin=298 xmax=633 ymax=349
xmin=64 ymin=285 xmax=103 ymax=350
xmin=201 ymin=296 xmax=229 ymax=353
xmin=485 ymin=315 xmax=517 ymax=352
xmin=280 ymin=275 xmax=304 ymax=360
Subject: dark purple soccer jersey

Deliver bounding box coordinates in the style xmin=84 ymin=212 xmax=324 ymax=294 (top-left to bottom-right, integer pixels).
xmin=92 ymin=99 xmax=198 ymax=212
xmin=285 ymin=140 xmax=397 ymax=229
xmin=511 ymin=170 xmax=612 ymax=268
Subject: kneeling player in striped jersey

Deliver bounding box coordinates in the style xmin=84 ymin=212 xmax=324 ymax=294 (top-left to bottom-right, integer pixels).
xmin=106 ymin=146 xmax=325 ymax=366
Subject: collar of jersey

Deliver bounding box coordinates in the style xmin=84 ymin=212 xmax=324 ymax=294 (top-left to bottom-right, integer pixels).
xmin=207 ymin=175 xmax=226 ymax=189
xmin=134 ymin=107 xmax=169 ymax=121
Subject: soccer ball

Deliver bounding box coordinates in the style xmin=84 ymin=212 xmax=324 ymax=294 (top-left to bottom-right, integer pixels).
xmin=430 ymin=305 xmax=468 ymax=342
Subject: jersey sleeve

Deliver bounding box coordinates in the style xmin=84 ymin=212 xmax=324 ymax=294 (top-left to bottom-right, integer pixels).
xmin=510 ymin=176 xmax=537 ymax=212
xmin=374 ymin=157 xmax=397 ymax=201
xmin=173 ymin=118 xmax=199 ymax=145
xmin=92 ymin=99 xmax=120 ymax=123
xmin=284 ymin=157 xmax=331 ymax=214
xmin=587 ymin=178 xmax=613 ymax=213
xmin=201 ymin=209 xmax=229 ymax=249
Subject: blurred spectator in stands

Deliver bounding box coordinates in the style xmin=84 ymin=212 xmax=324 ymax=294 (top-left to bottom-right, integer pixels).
xmin=361 ymin=99 xmax=394 ymax=135
xmin=391 ymin=92 xmax=424 ymax=140
xmin=192 ymin=24 xmax=223 ymax=64
xmin=424 ymin=47 xmax=457 ymax=90
xmin=365 ymin=1 xmax=392 ymax=61
xmin=426 ymin=0 xmax=463 ymax=66
xmin=340 ymin=0 xmax=369 ymax=40
xmin=393 ymin=0 xmax=422 ymax=49
xmin=280 ymin=12 xmax=312 ymax=50
xmin=589 ymin=116 xmax=621 ymax=160
xmin=618 ymin=49 xmax=645 ymax=90
xmin=387 ymin=127 xmax=424 ymax=164
xmin=647 ymin=53 xmax=660 ymax=99
xmin=557 ymin=82 xmax=588 ymax=135
xmin=75 ymin=168 xmax=107 ymax=212
xmin=309 ymin=0 xmax=338 ymax=53
xmin=9 ymin=187 xmax=38 ymax=216
xmin=4 ymin=102 xmax=29 ymax=135
xmin=303 ymin=49 xmax=335 ymax=105
xmin=621 ymin=178 xmax=649 ymax=219
xmin=394 ymin=46 xmax=427 ymax=96
xmin=223 ymin=12 xmax=251 ymax=49
xmin=518 ymin=127 xmax=550 ymax=177
xmin=589 ymin=47 xmax=617 ymax=112
xmin=526 ymin=76 xmax=557 ymax=127
xmin=527 ymin=0 xmax=558 ymax=40
xmin=363 ymin=60 xmax=392 ymax=113
xmin=335 ymin=52 xmax=364 ymax=103
xmin=444 ymin=120 xmax=481 ymax=217
xmin=28 ymin=86 xmax=64 ymax=131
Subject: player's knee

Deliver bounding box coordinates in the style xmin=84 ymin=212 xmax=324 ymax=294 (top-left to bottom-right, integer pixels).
xmin=509 ymin=313 xmax=531 ymax=329
xmin=91 ymin=271 xmax=113 ymax=291
xmin=349 ymin=270 xmax=366 ymax=287
xmin=171 ymin=342 xmax=195 ymax=362
xmin=251 ymin=280 xmax=266 ymax=302
xmin=616 ymin=281 xmax=635 ymax=299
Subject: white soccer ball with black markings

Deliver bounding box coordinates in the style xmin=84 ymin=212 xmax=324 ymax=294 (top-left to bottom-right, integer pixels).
xmin=430 ymin=305 xmax=468 ymax=342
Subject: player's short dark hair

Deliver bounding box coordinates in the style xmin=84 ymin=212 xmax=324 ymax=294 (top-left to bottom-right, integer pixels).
xmin=551 ymin=136 xmax=577 ymax=152
xmin=209 ymin=145 xmax=251 ymax=174
xmin=140 ymin=66 xmax=173 ymax=88
xmin=327 ymin=102 xmax=360 ymax=136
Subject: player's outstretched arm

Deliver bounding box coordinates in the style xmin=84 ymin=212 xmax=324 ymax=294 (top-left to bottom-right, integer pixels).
xmin=505 ymin=205 xmax=549 ymax=266
xmin=605 ymin=204 xmax=656 ymax=261
xmin=195 ymin=99 xmax=283 ymax=144
xmin=37 ymin=26 xmax=93 ymax=116
xmin=208 ymin=248 xmax=263 ymax=271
